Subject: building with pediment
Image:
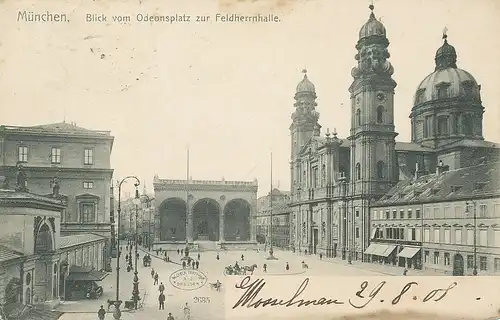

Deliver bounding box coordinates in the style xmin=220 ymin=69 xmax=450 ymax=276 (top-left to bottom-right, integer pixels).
xmin=0 ymin=121 xmax=114 ymax=269
xmin=289 ymin=5 xmax=500 ymax=267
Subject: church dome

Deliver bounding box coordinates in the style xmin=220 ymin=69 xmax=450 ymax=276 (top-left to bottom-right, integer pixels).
xmin=296 ymin=69 xmax=315 ymax=93
xmin=359 ymin=5 xmax=386 ymax=39
xmin=413 ymin=33 xmax=480 ymax=106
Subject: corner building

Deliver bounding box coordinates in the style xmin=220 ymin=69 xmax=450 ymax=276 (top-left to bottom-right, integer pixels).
xmin=289 ymin=6 xmax=500 ymax=264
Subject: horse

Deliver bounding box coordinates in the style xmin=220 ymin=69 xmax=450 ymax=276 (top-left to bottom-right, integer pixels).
xmin=242 ymin=264 xmax=258 ymax=275
xmin=224 ymin=266 xmax=235 ymax=275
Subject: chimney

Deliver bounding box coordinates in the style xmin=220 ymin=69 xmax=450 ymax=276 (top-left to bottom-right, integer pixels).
xmin=414 ymin=162 xmax=420 ymax=180
xmin=436 ymin=160 xmax=450 ymax=175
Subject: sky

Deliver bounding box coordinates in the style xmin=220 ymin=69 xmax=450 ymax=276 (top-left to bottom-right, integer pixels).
xmin=1 ymin=0 xmax=499 ymax=197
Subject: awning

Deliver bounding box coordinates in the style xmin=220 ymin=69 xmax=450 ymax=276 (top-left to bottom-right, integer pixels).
xmin=66 ymin=270 xmax=108 ymax=281
xmin=380 ymin=245 xmax=397 ymax=257
xmin=370 ymin=228 xmax=378 ymax=239
xmin=364 ymin=243 xmax=378 ymax=255
xmin=398 ymin=247 xmax=421 ymax=259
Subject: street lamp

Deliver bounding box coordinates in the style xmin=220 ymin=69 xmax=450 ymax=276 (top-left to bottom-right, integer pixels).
xmin=465 ymin=201 xmax=478 ymax=276
xmin=113 ymin=176 xmax=140 ymax=320
xmin=139 ymin=194 xmax=154 ymax=251
xmin=131 ymin=187 xmax=141 ymax=309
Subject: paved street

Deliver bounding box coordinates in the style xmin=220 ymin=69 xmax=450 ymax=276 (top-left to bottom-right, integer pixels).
xmin=57 ymin=247 xmax=442 ymax=320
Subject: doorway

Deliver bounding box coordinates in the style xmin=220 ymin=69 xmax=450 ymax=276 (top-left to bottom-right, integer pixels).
xmin=453 ymin=254 xmax=464 ymax=276
xmin=313 ymin=229 xmax=319 ymax=254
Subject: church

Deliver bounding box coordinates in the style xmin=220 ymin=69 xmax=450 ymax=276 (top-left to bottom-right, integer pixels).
xmin=289 ymin=5 xmax=500 ymax=262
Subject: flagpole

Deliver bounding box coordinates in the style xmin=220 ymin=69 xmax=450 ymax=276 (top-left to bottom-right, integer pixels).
xmin=267 ymin=150 xmax=278 ymax=260
xmin=185 ymin=146 xmax=190 ymax=246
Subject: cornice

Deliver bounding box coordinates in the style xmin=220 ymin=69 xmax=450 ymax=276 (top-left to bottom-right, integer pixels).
xmin=154 ymin=184 xmax=258 ymax=193
xmin=0 ymin=199 xmax=66 ymax=211
xmin=2 ymin=165 xmax=113 ymax=176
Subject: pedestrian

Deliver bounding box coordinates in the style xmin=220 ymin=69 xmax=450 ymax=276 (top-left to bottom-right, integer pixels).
xmin=181 ymin=249 xmax=184 ymax=255
xmin=216 ymin=253 xmax=219 ymax=260
xmin=183 ymin=302 xmax=191 ymax=320
xmin=192 ymin=261 xmax=196 ymax=269
xmin=182 ymin=261 xmax=186 ymax=269
xmin=151 ymin=268 xmax=155 ymax=278
xmin=319 ymin=253 xmax=323 ymax=260
xmin=241 ymin=254 xmax=244 ymax=261
xmin=286 ymin=262 xmax=289 ymax=271
xmin=167 ymin=312 xmax=175 ymax=320
xmin=305 ymin=249 xmax=308 ymax=255
xmin=197 ymin=253 xmax=200 ymax=260
xmin=403 ymin=268 xmax=408 ymax=276
xmin=159 ymin=282 xmax=165 ymax=293
xmin=125 ymin=253 xmax=129 ymax=261
xmin=195 ymin=260 xmax=199 ymax=269
xmin=154 ymin=272 xmax=159 ymax=285
xmin=158 ymin=292 xmax=165 ymax=310
xmin=177 ymin=249 xmax=180 ymax=255
xmin=263 ymin=263 xmax=267 ymax=272
xmin=97 ymin=305 xmax=106 ymax=320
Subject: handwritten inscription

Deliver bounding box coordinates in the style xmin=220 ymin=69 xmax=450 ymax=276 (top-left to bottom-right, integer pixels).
xmin=232 ymin=276 xmax=458 ymax=310
xmin=169 ymin=269 xmax=208 ymax=291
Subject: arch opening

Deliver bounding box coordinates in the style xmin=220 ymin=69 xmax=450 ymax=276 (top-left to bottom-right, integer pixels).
xmin=159 ymin=198 xmax=187 ymax=241
xmin=4 ymin=277 xmax=21 ymax=305
xmin=192 ymin=198 xmax=220 ymax=241
xmin=224 ymin=199 xmax=251 ymax=241
xmin=35 ymin=223 xmax=53 ymax=253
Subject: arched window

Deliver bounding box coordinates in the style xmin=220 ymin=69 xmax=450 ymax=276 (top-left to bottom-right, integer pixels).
xmin=377 ymin=106 xmax=384 ymax=123
xmin=355 ymin=163 xmax=361 ymax=180
xmin=376 ymin=161 xmax=385 ymax=179
xmin=356 ymin=109 xmax=361 ymax=126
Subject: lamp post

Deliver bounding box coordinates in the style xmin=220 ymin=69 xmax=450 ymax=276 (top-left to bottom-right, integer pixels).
xmin=131 ymin=187 xmax=141 ymax=309
xmin=465 ymin=201 xmax=478 ymax=276
xmin=139 ymin=194 xmax=154 ymax=251
xmin=267 ymin=151 xmax=278 ymax=260
xmin=113 ymin=176 xmax=140 ymax=320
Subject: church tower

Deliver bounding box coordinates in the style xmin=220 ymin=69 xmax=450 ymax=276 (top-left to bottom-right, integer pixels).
xmin=347 ymin=5 xmax=398 ymax=260
xmin=290 ymin=69 xmax=321 ymax=194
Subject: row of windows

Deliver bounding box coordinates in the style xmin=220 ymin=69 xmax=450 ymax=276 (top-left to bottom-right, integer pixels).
xmin=421 ymin=113 xmax=474 ymax=138
xmin=355 ymin=161 xmax=386 ymax=180
xmin=373 ymin=203 xmax=497 ymax=220
xmin=355 ymin=106 xmax=385 ymax=126
xmin=424 ymin=251 xmax=496 ymax=272
xmin=375 ymin=226 xmax=500 ymax=247
xmin=17 ymin=145 xmax=94 ymax=165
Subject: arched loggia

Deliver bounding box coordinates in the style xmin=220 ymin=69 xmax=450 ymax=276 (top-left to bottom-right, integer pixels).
xmin=224 ymin=199 xmax=251 ymax=241
xmin=159 ymin=198 xmax=187 ymax=241
xmin=192 ymin=198 xmax=220 ymax=241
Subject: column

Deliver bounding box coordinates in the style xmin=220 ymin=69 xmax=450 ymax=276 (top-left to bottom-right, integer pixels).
xmin=154 ymin=212 xmax=160 ymax=243
xmin=219 ymin=212 xmax=225 ymax=242
xmin=187 ymin=204 xmax=193 ymax=243
xmin=250 ymin=206 xmax=257 ymax=242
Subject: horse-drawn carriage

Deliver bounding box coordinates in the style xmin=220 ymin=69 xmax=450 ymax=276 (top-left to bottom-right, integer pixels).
xmin=143 ymin=255 xmax=151 ymax=267
xmin=224 ymin=264 xmax=257 ymax=275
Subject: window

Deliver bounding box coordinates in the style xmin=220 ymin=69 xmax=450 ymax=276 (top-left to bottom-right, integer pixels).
xmin=407 ymin=228 xmax=412 ymax=240
xmin=495 ymin=230 xmax=500 ymax=247
xmin=495 ymin=258 xmax=500 ymax=272
xmin=355 ymin=209 xmax=360 ymax=218
xmin=424 ymin=251 xmax=429 ymax=263
xmin=455 ymin=229 xmax=462 ymax=244
xmin=392 ymin=210 xmax=396 ymax=219
xmin=415 ymin=209 xmax=421 ymax=219
xmin=51 ymin=147 xmax=61 ymax=164
xmin=372 ymin=210 xmax=377 ymax=220
xmin=437 ymin=85 xmax=448 ymax=99
xmin=376 ymin=106 xmax=384 ymax=123
xmin=376 ymin=161 xmax=385 ymax=179
xmin=356 ymin=109 xmax=361 ymax=126
xmin=423 ymin=116 xmax=432 ymax=138
xmin=408 ymin=209 xmax=412 ymax=219
xmin=399 ymin=209 xmax=404 ymax=219
xmin=495 ymin=203 xmax=500 ymax=216
xmin=415 ymin=228 xmax=421 ymax=241
xmin=479 ymin=230 xmax=487 ymax=246
xmin=18 ymin=146 xmax=28 ymax=162
xmin=467 ymin=229 xmax=473 ymax=245
xmin=434 ymin=229 xmax=440 ymax=243
xmin=81 ymin=203 xmax=96 ymax=223
xmin=462 ymin=114 xmax=473 ymax=135
xmin=83 ymin=181 xmax=94 ymax=189
xmin=480 ymin=256 xmax=487 ymax=271
xmin=433 ymin=207 xmax=440 ymax=217
xmin=313 ymin=167 xmax=318 ymax=188
xmin=424 ymin=229 xmax=430 ymax=242
xmin=355 ymin=227 xmax=360 ymax=238
xmin=385 ymin=210 xmax=390 ymax=219
xmin=467 ymin=255 xmax=473 ymax=269
xmin=355 ymin=163 xmax=361 ymax=180
xmin=444 ymin=253 xmax=450 ymax=266
xmin=433 ymin=252 xmax=440 ymax=264
xmin=84 ymin=148 xmax=93 ymax=165
xmin=443 ymin=206 xmax=451 ymax=218
xmin=444 ymin=229 xmax=450 ymax=244
xmin=424 ymin=207 xmax=431 ymax=218
xmin=437 ymin=116 xmax=448 ymax=135
xmin=479 ymin=204 xmax=487 ymax=217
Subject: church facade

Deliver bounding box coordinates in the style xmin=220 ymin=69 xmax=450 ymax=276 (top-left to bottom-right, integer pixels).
xmin=289 ymin=5 xmax=500 ymax=262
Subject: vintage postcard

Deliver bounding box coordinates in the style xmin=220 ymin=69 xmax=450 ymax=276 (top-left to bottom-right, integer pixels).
xmin=0 ymin=0 xmax=499 ymax=319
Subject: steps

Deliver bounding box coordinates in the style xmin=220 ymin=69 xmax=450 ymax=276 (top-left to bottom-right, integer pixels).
xmin=196 ymin=241 xmax=218 ymax=252
xmin=26 ymin=309 xmax=63 ymax=320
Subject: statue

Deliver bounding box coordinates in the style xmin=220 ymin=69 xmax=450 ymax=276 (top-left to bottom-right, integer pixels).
xmin=51 ymin=177 xmax=60 ymax=197
xmin=15 ymin=163 xmax=28 ymax=192
xmin=0 ymin=176 xmax=9 ymax=189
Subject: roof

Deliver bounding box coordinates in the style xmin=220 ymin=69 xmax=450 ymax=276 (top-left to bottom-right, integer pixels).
xmin=438 ymin=139 xmax=500 ymax=150
xmin=372 ymin=161 xmax=500 ymax=207
xmin=60 ymin=233 xmax=106 ymax=249
xmin=0 ymin=122 xmax=112 ymax=137
xmin=66 ymin=270 xmax=108 ymax=282
xmin=0 ymin=190 xmax=66 ymax=209
xmin=0 ymin=245 xmax=23 ymax=263
xmin=395 ymin=142 xmax=434 ymax=153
